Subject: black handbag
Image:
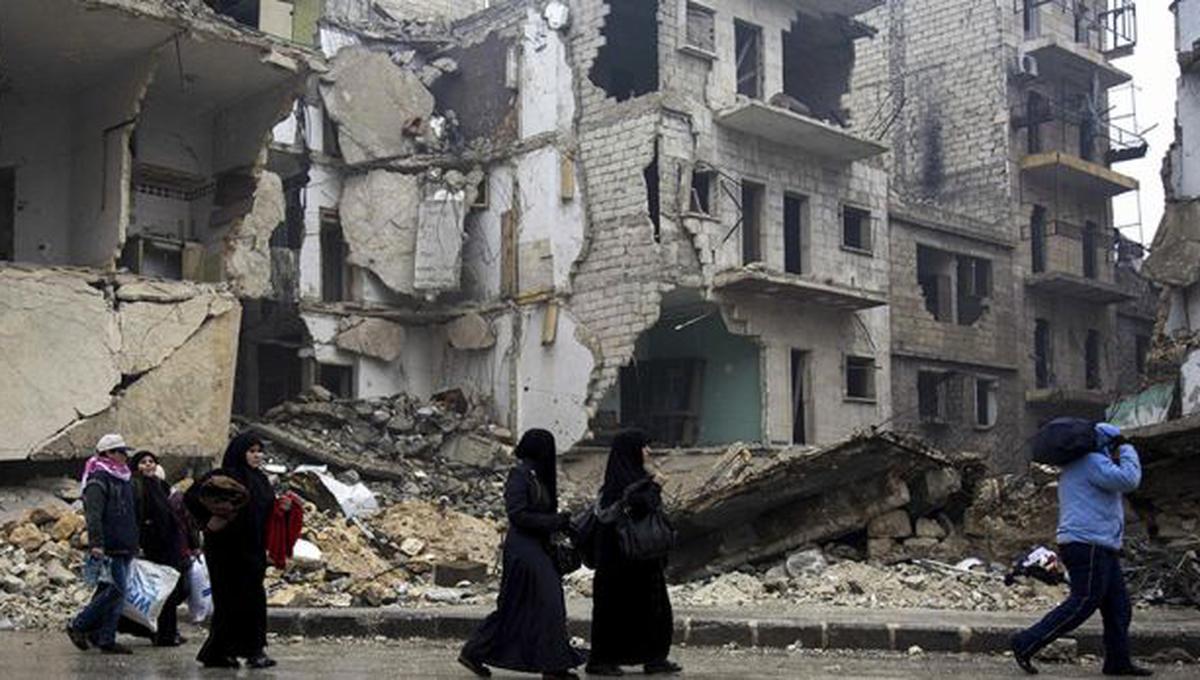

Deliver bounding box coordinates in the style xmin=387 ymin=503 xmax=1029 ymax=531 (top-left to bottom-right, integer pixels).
xmin=548 ymin=531 xmax=583 ymax=576
xmin=614 ymin=482 xmax=675 ymax=561
xmin=571 ymin=505 xmax=600 ymax=569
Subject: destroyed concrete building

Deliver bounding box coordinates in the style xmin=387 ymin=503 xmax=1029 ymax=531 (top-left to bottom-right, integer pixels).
xmin=849 ymin=0 xmax=1153 ymax=469
xmin=0 ymin=0 xmax=321 ymax=460
xmin=258 ymin=0 xmax=895 ymax=453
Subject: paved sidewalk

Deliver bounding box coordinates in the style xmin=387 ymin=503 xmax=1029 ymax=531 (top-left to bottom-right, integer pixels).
xmin=267 ymin=603 xmax=1200 ymax=656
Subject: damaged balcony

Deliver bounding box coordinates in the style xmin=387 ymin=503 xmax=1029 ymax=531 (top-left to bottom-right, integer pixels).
xmin=786 ymin=0 xmax=885 ymax=17
xmin=1020 ymin=35 xmax=1132 ymax=90
xmin=713 ymin=266 xmax=887 ymax=312
xmin=1020 ymin=152 xmax=1139 ymax=198
xmin=715 ymin=100 xmax=887 ymax=163
xmin=1024 ymin=271 xmax=1135 ymax=304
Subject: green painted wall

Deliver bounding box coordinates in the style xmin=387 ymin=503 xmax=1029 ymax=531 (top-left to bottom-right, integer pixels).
xmin=640 ymin=313 xmax=762 ymax=444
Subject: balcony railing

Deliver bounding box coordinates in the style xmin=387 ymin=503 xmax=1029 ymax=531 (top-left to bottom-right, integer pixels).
xmin=1013 ymin=0 xmax=1137 ymax=58
xmin=1012 ymin=93 xmax=1148 ymax=165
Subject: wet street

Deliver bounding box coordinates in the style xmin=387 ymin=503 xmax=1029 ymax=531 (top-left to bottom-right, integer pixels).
xmin=0 ymin=632 xmax=1190 ymax=679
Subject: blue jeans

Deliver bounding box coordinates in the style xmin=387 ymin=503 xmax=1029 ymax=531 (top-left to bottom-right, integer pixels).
xmin=72 ymin=555 xmax=132 ymax=647
xmin=1012 ymin=543 xmax=1133 ymax=672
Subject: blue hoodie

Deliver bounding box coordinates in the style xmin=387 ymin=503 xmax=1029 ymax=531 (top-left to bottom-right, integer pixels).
xmin=1056 ymin=423 xmax=1142 ymax=551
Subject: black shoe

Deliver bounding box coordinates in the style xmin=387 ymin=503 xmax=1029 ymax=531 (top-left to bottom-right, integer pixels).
xmin=247 ymin=654 xmax=277 ymax=669
xmin=153 ymin=635 xmax=185 ymax=647
xmin=200 ymin=656 xmax=240 ymax=668
xmin=65 ymin=624 xmax=89 ymax=651
xmin=585 ymin=665 xmax=624 ymax=676
xmin=98 ymin=643 xmax=133 ymax=655
xmin=645 ymin=660 xmax=683 ymax=675
xmin=1011 ymin=639 xmax=1038 ymax=675
xmin=1104 ymin=666 xmax=1154 ymax=677
xmin=458 ymin=654 xmax=491 ymax=677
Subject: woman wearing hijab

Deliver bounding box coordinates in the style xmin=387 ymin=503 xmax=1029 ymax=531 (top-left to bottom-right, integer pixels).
xmin=184 ymin=433 xmax=278 ymax=669
xmin=586 ymin=430 xmax=680 ymax=676
xmin=459 ymin=429 xmax=584 ymax=679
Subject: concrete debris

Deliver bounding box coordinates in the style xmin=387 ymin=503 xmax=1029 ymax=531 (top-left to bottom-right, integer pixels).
xmin=334 ymin=316 xmax=407 ymax=362
xmin=446 ymin=313 xmax=496 ymax=350
xmin=223 ymin=171 xmax=286 ymax=299
xmin=339 ymin=171 xmax=421 ymax=295
xmin=1144 ymin=199 xmax=1200 ymax=288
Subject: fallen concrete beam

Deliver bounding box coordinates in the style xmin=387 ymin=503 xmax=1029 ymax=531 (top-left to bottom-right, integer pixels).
xmin=246 ymin=422 xmax=407 ymax=482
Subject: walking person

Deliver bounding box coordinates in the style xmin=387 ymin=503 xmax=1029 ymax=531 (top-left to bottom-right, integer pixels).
xmin=1011 ymin=423 xmax=1152 ymax=676
xmin=184 ymin=433 xmax=279 ymax=669
xmin=459 ymin=429 xmax=585 ymax=679
xmin=116 ymin=450 xmax=191 ymax=646
xmin=66 ymin=433 xmax=139 ymax=655
xmin=586 ymin=430 xmax=680 ymax=676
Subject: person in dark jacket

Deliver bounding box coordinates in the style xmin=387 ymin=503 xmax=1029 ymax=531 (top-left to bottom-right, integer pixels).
xmin=184 ymin=433 xmax=279 ymax=669
xmin=67 ymin=433 xmax=139 ymax=655
xmin=116 ymin=451 xmax=190 ymax=646
xmin=459 ymin=429 xmax=585 ymax=679
xmin=586 ymin=430 xmax=679 ymax=676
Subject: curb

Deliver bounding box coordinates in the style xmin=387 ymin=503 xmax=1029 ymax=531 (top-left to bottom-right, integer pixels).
xmin=267 ymin=608 xmax=1200 ymax=657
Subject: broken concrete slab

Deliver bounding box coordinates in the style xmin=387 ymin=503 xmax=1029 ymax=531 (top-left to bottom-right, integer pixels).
xmin=319 ymin=47 xmax=435 ymax=165
xmin=224 ymin=170 xmax=285 ymax=299
xmin=334 ymin=316 xmax=407 ymax=362
xmin=1145 ymin=199 xmax=1200 ymax=288
xmin=340 ymin=170 xmax=420 ymax=295
xmin=414 ymin=196 xmax=465 ymax=296
xmin=446 ymin=313 xmax=496 ymax=350
xmin=117 ymin=294 xmax=212 ymax=375
xmin=868 ymin=510 xmax=913 ymax=539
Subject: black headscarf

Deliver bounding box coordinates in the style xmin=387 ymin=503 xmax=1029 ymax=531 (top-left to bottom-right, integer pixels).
xmin=128 ymin=450 xmax=181 ymax=565
xmin=515 ymin=429 xmax=558 ymax=508
xmin=600 ymin=429 xmax=650 ymax=506
xmin=220 ymin=433 xmax=274 ymax=544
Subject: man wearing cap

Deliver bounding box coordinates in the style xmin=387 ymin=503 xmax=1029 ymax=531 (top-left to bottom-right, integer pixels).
xmin=67 ymin=434 xmax=140 ymax=655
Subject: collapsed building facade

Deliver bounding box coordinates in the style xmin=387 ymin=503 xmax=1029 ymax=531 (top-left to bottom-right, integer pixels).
xmin=0 ymin=0 xmax=321 ymax=460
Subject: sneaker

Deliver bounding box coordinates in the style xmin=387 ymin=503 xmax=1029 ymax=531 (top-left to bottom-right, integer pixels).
xmin=65 ymin=624 xmax=89 ymax=651
xmin=98 ymin=642 xmax=133 ymax=655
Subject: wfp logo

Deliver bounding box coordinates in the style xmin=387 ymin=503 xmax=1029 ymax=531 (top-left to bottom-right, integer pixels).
xmin=125 ymin=571 xmax=154 ymax=616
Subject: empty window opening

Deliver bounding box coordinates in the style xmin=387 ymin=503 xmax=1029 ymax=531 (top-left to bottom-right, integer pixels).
xmin=590 ymin=0 xmax=660 ymax=102
xmin=975 ymin=377 xmax=998 ymax=428
xmin=842 ymin=205 xmax=872 ymax=252
xmin=320 ymin=211 xmax=348 ymax=303
xmin=1082 ymin=221 xmax=1099 ymax=279
xmin=791 ymin=350 xmax=808 ymax=444
xmin=1035 ymin=318 xmax=1052 ymax=388
xmin=918 ymin=371 xmax=949 ymax=424
xmin=315 ymin=362 xmax=354 ymax=399
xmin=1135 ymin=335 xmax=1149 ymax=377
xmin=272 ymin=176 xmax=306 ymax=250
xmin=206 ymin=0 xmax=260 ymax=28
xmin=741 ymin=180 xmax=764 ymax=265
xmin=784 ymin=193 xmax=808 ymax=275
xmin=321 ymin=106 xmax=342 ymax=158
xmin=781 ymin=14 xmax=855 ymax=126
xmin=917 ymin=245 xmax=955 ymax=322
xmin=957 ymin=256 xmax=992 ymax=326
xmin=0 ymin=168 xmax=14 ymax=261
xmin=845 ymin=356 xmax=876 ymax=401
xmin=734 ymin=20 xmax=763 ymax=99
xmin=1030 ymin=205 xmax=1047 ymax=274
xmin=1023 ymin=0 xmax=1039 ymax=38
xmin=257 ymin=342 xmax=304 ymax=415
xmin=685 ymin=3 xmax=715 ymax=53
xmin=645 ymin=151 xmax=661 ymax=241
xmin=1086 ymin=329 xmax=1102 ymax=390
xmin=690 ymin=170 xmax=714 ymax=215
xmin=1026 ymin=91 xmax=1049 ymax=154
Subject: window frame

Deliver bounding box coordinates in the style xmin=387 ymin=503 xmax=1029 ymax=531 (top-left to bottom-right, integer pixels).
xmin=840 ymin=203 xmax=874 ymax=255
xmin=844 ymin=354 xmax=877 ymax=403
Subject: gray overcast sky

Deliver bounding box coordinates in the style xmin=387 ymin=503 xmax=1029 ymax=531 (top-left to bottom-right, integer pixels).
xmin=1112 ymin=0 xmax=1179 ymax=245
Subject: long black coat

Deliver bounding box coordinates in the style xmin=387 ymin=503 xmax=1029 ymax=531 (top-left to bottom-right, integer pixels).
xmin=461 ymin=461 xmax=584 ymax=672
xmin=590 ymin=479 xmax=674 ymax=666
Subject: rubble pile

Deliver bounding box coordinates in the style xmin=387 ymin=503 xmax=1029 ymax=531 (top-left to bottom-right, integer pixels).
xmin=0 ymin=489 xmax=92 ymax=630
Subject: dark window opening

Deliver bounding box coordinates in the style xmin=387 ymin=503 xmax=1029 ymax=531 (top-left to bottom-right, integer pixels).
xmin=1026 ymin=91 xmax=1049 ymax=154
xmin=645 ymin=152 xmax=660 ymax=241
xmin=842 ymin=205 xmax=872 ymax=252
xmin=1135 ymin=335 xmax=1149 ymax=377
xmin=791 ymin=350 xmax=807 ymax=444
xmin=1035 ymin=318 xmax=1052 ymax=388
xmin=590 ymin=0 xmax=660 ymax=102
xmin=917 ymin=245 xmax=954 ymax=322
xmin=322 ymin=106 xmax=342 ymax=158
xmin=1031 ymin=205 xmax=1047 ymax=273
xmin=845 ymin=356 xmax=876 ymax=401
xmin=1086 ymin=329 xmax=1102 ymax=390
xmin=784 ymin=193 xmax=807 ymax=275
xmin=690 ymin=170 xmax=714 ymax=215
xmin=320 ymin=212 xmax=348 ymax=303
xmin=1023 ymin=0 xmax=1038 ymax=38
xmin=315 ymin=362 xmax=353 ymax=399
xmin=741 ymin=181 xmax=764 ymax=265
xmin=257 ymin=343 xmax=304 ymax=415
xmin=734 ymin=20 xmax=763 ymax=99
xmin=205 ymin=0 xmax=260 ymax=28
xmin=1082 ymin=221 xmax=1099 ymax=279
xmin=975 ymin=378 xmax=998 ymax=428
xmin=957 ymin=256 xmax=992 ymax=326
xmin=685 ymin=3 xmax=715 ymax=53
xmin=781 ymin=14 xmax=854 ymax=126
xmin=620 ymin=358 xmax=706 ymax=447
xmin=272 ymin=176 xmax=306 ymax=250
xmin=918 ymin=371 xmax=948 ymax=423
xmin=0 ymin=168 xmax=14 ymax=261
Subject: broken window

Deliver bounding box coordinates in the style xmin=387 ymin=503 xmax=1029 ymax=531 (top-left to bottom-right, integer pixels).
xmin=319 ymin=211 xmax=348 ymax=303
xmin=956 ymin=256 xmax=992 ymax=326
xmin=1082 ymin=221 xmax=1099 ymax=279
xmin=1135 ymin=335 xmax=1149 ymax=377
xmin=315 ymin=362 xmax=354 ymax=399
xmin=1086 ymin=329 xmax=1102 ymax=389
xmin=791 ymin=350 xmax=808 ymax=444
xmin=685 ymin=3 xmax=716 ymax=54
xmin=918 ymin=371 xmax=949 ymax=424
xmin=845 ymin=355 xmax=876 ymax=401
xmin=590 ymin=0 xmax=660 ymax=102
xmin=734 ymin=20 xmax=763 ymax=99
xmin=0 ymin=167 xmax=13 ymax=261
xmin=620 ymin=358 xmax=706 ymax=446
xmin=917 ymin=246 xmax=954 ymax=322
xmin=690 ymin=170 xmax=714 ymax=215
xmin=784 ymin=193 xmax=807 ymax=275
xmin=741 ymin=180 xmax=764 ymax=265
xmin=842 ymin=205 xmax=872 ymax=253
xmin=975 ymin=377 xmax=998 ymax=428
xmin=1030 ymin=205 xmax=1047 ymax=274
xmin=782 ymin=14 xmax=855 ymax=125
xmin=1035 ymin=318 xmax=1052 ymax=388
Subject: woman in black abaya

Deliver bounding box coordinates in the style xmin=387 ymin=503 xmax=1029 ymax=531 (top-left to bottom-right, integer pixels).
xmin=586 ymin=430 xmax=680 ymax=676
xmin=459 ymin=429 xmax=584 ymax=679
xmin=185 ymin=433 xmax=277 ymax=669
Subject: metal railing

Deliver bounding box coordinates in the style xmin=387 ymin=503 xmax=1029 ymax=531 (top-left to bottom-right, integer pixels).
xmin=1012 ymin=92 xmax=1148 ymax=164
xmin=1013 ymin=0 xmax=1138 ymax=56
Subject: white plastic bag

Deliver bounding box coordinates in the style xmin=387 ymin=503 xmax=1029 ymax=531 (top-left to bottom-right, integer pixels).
xmin=187 ymin=556 xmax=213 ymax=623
xmin=122 ymin=558 xmax=180 ymax=633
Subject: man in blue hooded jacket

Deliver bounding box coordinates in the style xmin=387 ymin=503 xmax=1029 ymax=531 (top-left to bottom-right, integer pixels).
xmin=1011 ymin=423 xmax=1152 ymax=676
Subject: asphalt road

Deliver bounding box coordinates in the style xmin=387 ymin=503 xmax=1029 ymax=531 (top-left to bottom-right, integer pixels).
xmin=0 ymin=632 xmax=1192 ymax=679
